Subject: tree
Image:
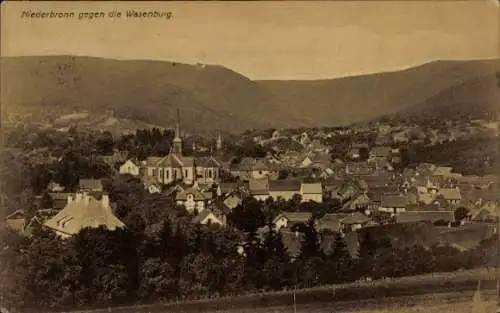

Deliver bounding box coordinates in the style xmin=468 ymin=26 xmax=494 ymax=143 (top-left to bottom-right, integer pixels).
xmin=454 ymin=207 xmax=470 ymax=222
xmin=355 ymin=231 xmax=378 ymax=279
xmin=138 ymin=258 xmax=177 ymax=303
xmin=278 ymin=169 xmax=290 ymax=180
xmin=96 ymin=131 xmax=115 ymax=155
xmin=228 ymin=197 xmax=266 ymax=233
xmin=297 ymin=218 xmax=323 ymax=259
xmin=261 ymin=222 xmax=292 ymax=290
xmin=324 ymin=233 xmax=353 ymax=284
xmin=359 ymin=147 xmax=370 ymax=161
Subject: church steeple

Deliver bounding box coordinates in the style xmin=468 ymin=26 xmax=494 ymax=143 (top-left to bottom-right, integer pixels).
xmin=172 ymin=108 xmax=182 ymax=155
xmin=216 ymin=132 xmax=222 ymax=151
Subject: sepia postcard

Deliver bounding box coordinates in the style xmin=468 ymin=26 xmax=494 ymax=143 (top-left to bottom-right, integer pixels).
xmin=1 ymin=1 xmax=500 ymax=312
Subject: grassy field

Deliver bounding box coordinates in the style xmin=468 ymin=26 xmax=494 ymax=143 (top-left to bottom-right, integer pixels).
xmin=61 ymin=267 xmax=499 ymax=313
xmin=205 ymin=291 xmax=496 ymax=313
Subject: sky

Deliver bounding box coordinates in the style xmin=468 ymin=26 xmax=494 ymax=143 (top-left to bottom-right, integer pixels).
xmin=1 ymin=1 xmax=499 ymax=80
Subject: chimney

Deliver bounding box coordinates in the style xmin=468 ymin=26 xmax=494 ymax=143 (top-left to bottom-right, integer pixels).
xmin=102 ymin=194 xmax=110 ymax=208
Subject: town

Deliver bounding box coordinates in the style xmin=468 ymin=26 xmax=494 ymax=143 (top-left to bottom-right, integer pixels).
xmin=0 ymin=110 xmax=497 ymax=311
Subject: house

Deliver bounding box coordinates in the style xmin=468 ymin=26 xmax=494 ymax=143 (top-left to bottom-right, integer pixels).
xmin=370 ymin=146 xmax=391 ymax=160
xmin=143 ymin=177 xmax=162 ymax=194
xmin=48 ymin=192 xmax=74 ymax=210
xmin=315 ymin=213 xmax=348 ymax=233
xmin=298 ymin=155 xmax=314 ymax=168
xmin=268 ymin=179 xmax=301 ymax=201
xmin=379 ymin=195 xmax=409 ymax=213
xmin=432 ymin=166 xmax=454 ymax=178
xmin=195 ymin=156 xmax=222 ymax=184
xmin=5 ymin=210 xmax=27 ymax=233
xmin=437 ymin=188 xmax=462 ymax=206
xmin=334 ymin=180 xmax=362 ymax=203
xmin=5 ymin=210 xmax=42 ymax=237
xmin=191 ymin=209 xmax=227 ymax=227
xmin=417 ymin=192 xmax=438 ymax=205
xmin=44 ymin=192 xmax=125 ymax=239
xmin=47 ymin=181 xmax=65 ymax=192
xmin=392 ymin=131 xmax=409 ymax=143
xmin=348 ymin=148 xmax=361 ymax=160
xmin=345 ymin=162 xmax=376 ymax=176
xmin=119 ymin=159 xmax=140 ymax=176
xmin=229 ymin=157 xmax=257 ymax=180
xmin=249 ymin=179 xmax=270 ymax=201
xmin=252 ymin=159 xmax=272 ymax=179
xmin=300 ymin=182 xmax=323 ymax=203
xmin=458 ymin=175 xmax=495 ymax=189
xmin=176 ymin=186 xmax=212 ymax=214
xmin=341 ymin=193 xmax=371 ymax=212
xmin=273 ymin=211 xmax=312 ymax=230
xmin=78 ymin=178 xmax=104 ymax=192
xmin=271 ymin=130 xmax=281 ymax=140
xmin=357 ymin=173 xmax=393 ymax=191
xmin=340 ymin=212 xmax=371 ymax=232
xmin=223 ymin=194 xmax=242 ymax=211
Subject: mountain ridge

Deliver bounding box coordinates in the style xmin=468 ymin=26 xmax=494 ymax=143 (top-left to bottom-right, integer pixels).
xmin=2 ymin=55 xmax=499 ymax=134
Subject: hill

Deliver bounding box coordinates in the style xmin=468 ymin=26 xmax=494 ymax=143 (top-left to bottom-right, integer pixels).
xmin=2 ymin=56 xmax=499 ymax=134
xmin=258 ymin=59 xmax=500 ymax=126
xmin=395 ymin=70 xmax=500 ymax=121
xmin=1 ymin=55 xmax=300 ymax=134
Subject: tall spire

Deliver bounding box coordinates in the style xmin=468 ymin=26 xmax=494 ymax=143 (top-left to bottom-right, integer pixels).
xmin=172 ymin=108 xmax=182 ymax=155
xmin=216 ymin=132 xmax=222 ymax=151
xmin=175 ymin=108 xmax=181 ymax=139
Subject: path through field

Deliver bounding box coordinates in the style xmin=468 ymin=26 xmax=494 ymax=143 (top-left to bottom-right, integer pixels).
xmin=205 ymin=291 xmax=496 ymax=313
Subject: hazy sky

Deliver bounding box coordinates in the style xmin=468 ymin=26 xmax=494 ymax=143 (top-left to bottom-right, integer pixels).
xmin=1 ymin=1 xmax=499 ymax=80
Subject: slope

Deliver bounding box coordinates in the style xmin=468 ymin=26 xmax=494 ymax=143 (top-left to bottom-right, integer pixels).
xmin=395 ymin=70 xmax=500 ymax=121
xmin=2 ymin=56 xmax=500 ymax=133
xmin=1 ymin=55 xmax=300 ymax=133
xmin=257 ymin=59 xmax=500 ymax=126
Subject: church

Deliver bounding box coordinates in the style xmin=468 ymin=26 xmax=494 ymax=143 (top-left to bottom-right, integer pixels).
xmin=143 ymin=111 xmax=223 ymax=186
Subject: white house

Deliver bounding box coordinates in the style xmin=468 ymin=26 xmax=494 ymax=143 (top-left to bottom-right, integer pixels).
xmin=119 ymin=159 xmax=140 ymax=176
xmin=44 ymin=192 xmax=125 ymax=239
xmin=273 ymin=212 xmax=313 ymax=230
xmin=300 ymin=182 xmax=323 ymax=203
xmin=192 ymin=209 xmax=227 ymax=227
xmin=379 ymin=195 xmax=409 ymax=214
xmin=176 ymin=187 xmax=210 ymax=214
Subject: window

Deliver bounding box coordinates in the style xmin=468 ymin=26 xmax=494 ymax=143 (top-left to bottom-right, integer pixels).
xmin=152 ymin=168 xmax=157 ymax=177
xmin=208 ymin=169 xmax=212 ymax=178
xmin=166 ymin=170 xmax=169 ymax=179
xmin=159 ymin=169 xmax=163 ymax=179
xmin=185 ymin=169 xmax=188 ymax=177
